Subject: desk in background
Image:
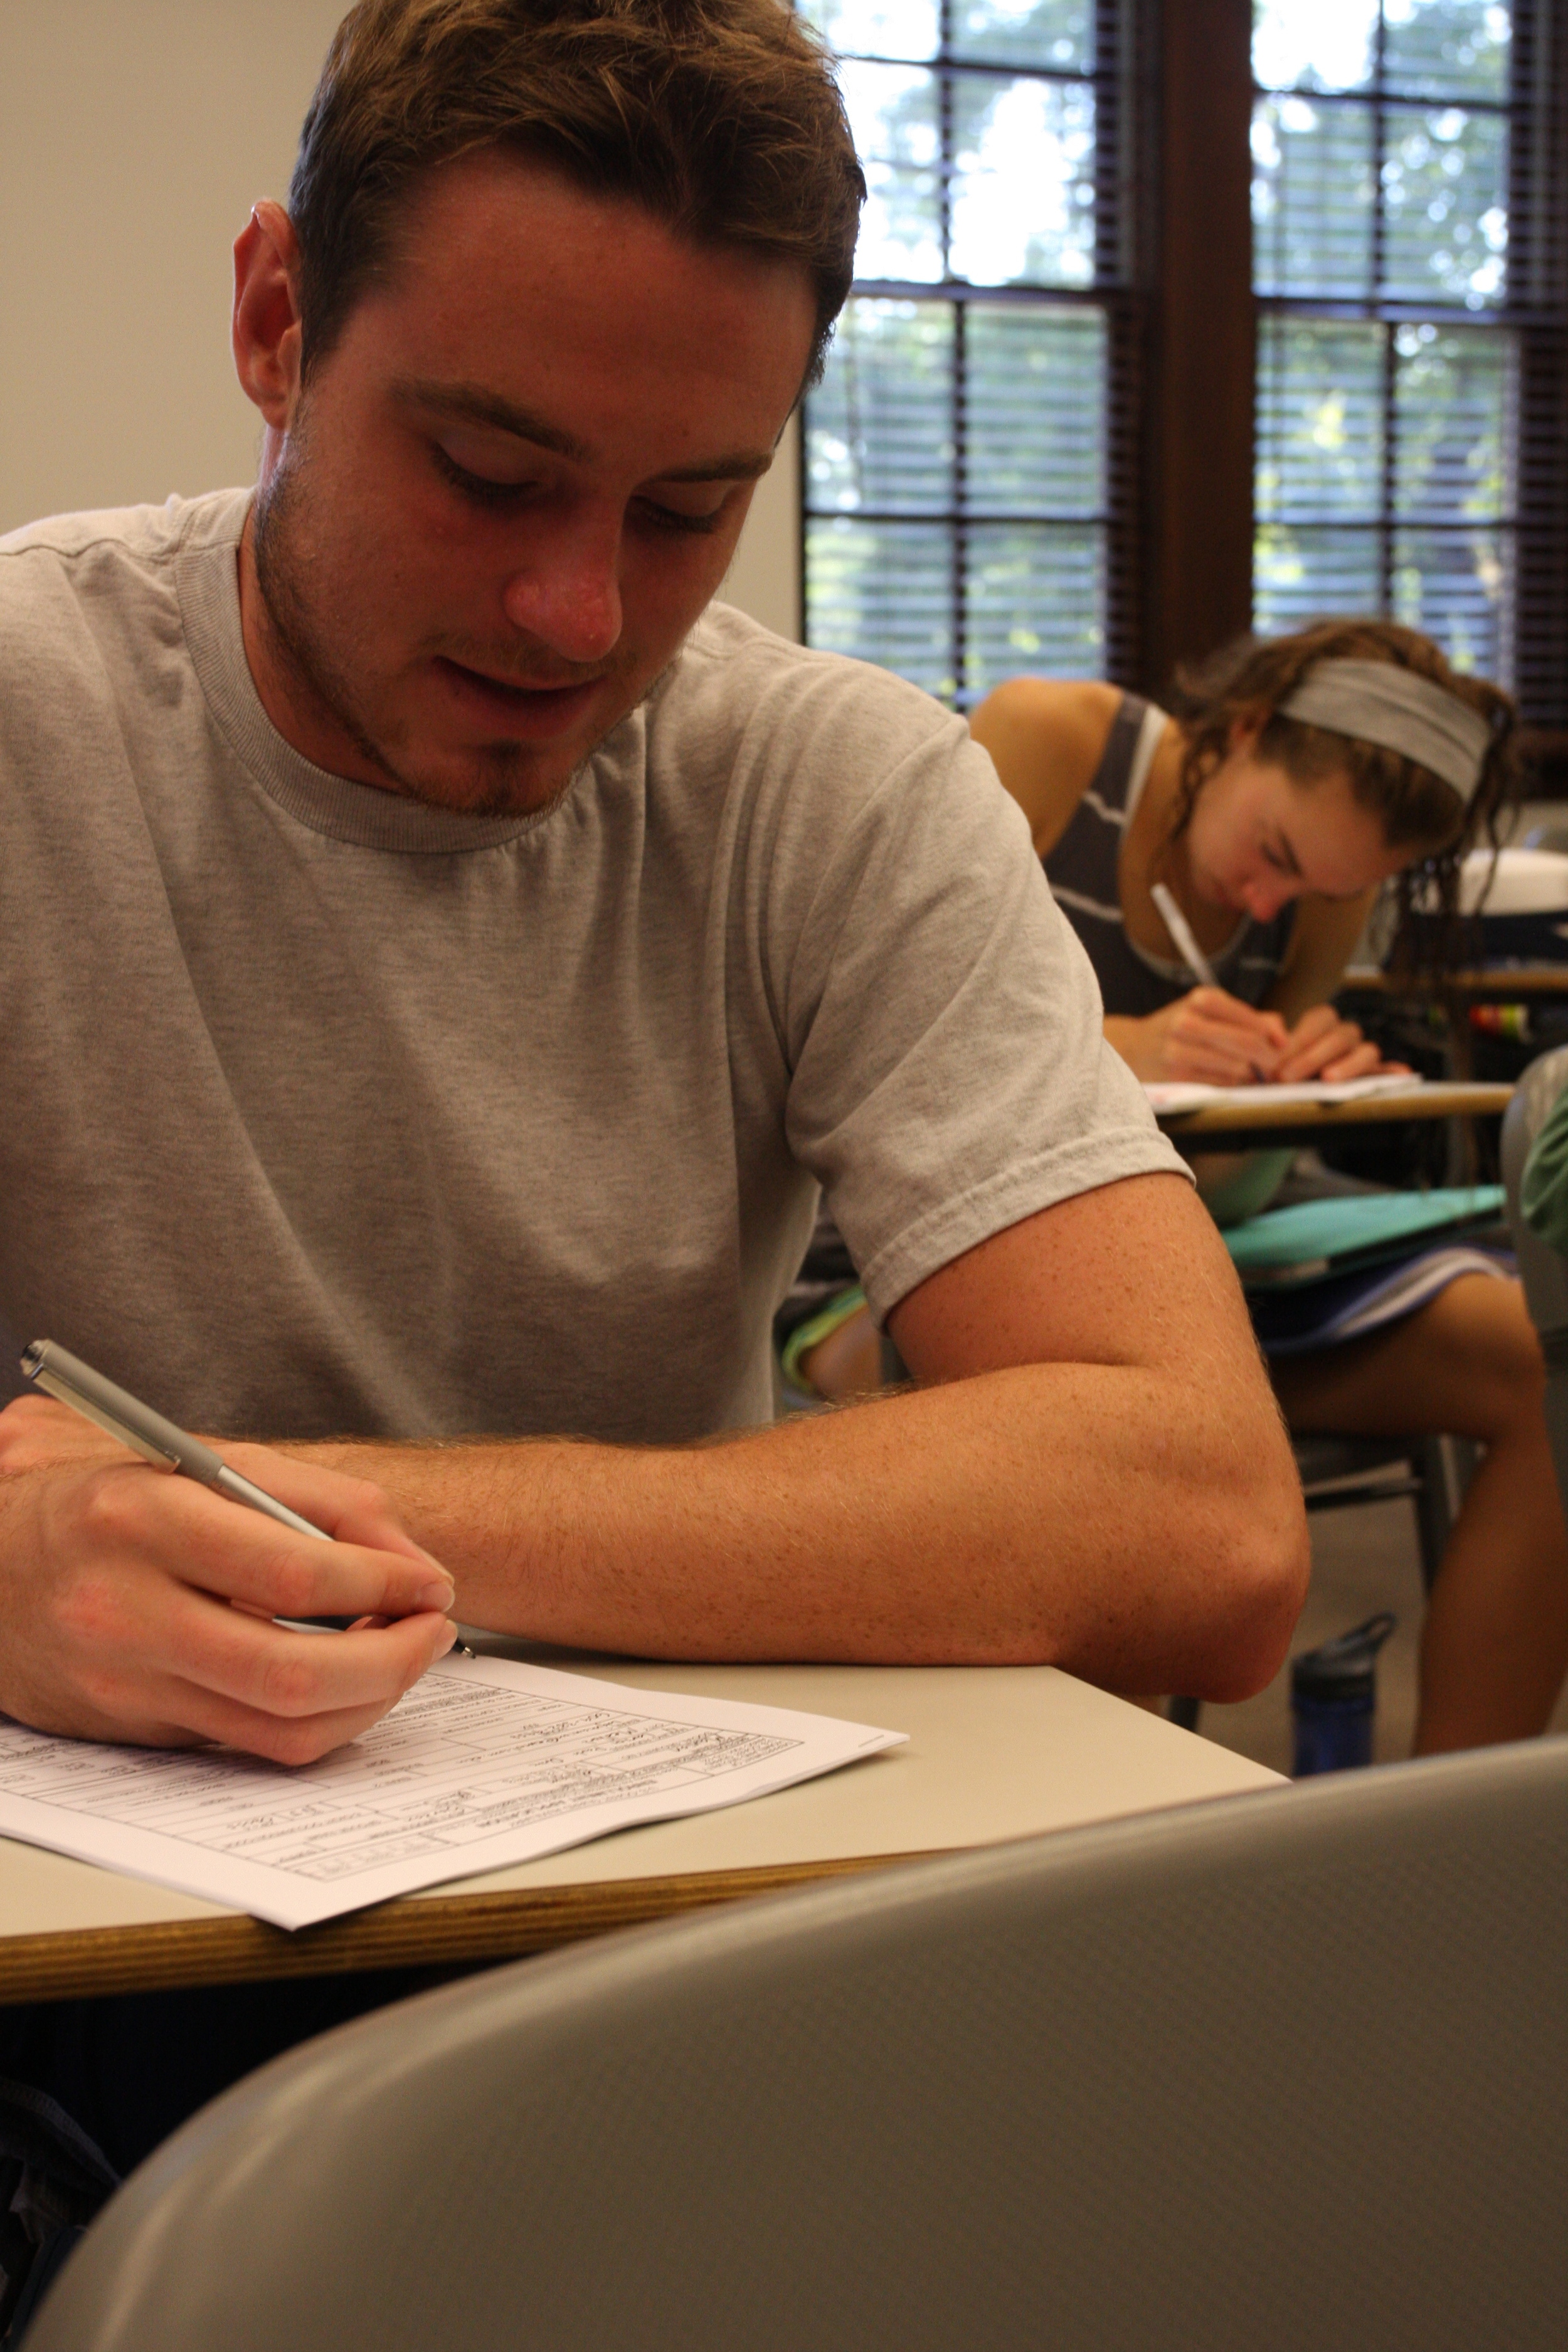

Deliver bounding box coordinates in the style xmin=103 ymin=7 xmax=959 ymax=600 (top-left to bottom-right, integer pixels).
xmin=0 ymin=1651 xmax=1278 ymax=2008
xmin=1341 ymin=966 xmax=1568 ymax=1000
xmin=1155 ymin=1080 xmax=1512 ymax=1153
xmin=1338 ymin=967 xmax=1568 ymax=1091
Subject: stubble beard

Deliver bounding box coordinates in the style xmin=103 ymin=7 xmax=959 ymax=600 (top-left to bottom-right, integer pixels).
xmin=251 ymin=441 xmax=441 ymax=802
xmin=252 ymin=443 xmax=669 ymax=820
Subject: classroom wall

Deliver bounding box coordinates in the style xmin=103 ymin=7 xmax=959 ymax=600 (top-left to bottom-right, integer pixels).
xmin=719 ymin=422 xmax=802 ymax=644
xmin=0 ymin=0 xmax=803 ymax=638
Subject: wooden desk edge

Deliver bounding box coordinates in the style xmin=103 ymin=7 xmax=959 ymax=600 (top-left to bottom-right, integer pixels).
xmin=1160 ymin=1086 xmax=1512 ymax=1136
xmin=1341 ymin=968 xmax=1568 ymax=996
xmin=0 ymin=1851 xmax=933 ymax=2006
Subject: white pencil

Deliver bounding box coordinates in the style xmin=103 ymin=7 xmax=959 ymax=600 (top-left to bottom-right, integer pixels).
xmin=1150 ymin=882 xmax=1219 ymax=988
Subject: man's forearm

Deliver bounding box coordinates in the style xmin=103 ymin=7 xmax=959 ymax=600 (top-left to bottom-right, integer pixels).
xmin=295 ymin=1358 xmax=1305 ymax=1700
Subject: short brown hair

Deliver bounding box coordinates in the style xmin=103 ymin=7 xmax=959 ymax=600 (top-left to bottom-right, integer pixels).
xmin=1164 ymin=618 xmax=1517 ymax=960
xmin=288 ymin=0 xmax=865 ymax=386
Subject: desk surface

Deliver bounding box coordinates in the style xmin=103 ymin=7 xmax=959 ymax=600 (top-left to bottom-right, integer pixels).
xmin=1342 ymin=965 xmax=1568 ymax=997
xmin=0 ymin=1652 xmax=1278 ymax=2006
xmin=1158 ymin=1081 xmax=1512 ymax=1138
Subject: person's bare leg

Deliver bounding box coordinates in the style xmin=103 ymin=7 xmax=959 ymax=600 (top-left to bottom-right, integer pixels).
xmin=798 ymin=1305 xmax=884 ymax=1404
xmin=1273 ymin=1276 xmax=1568 ymax=1753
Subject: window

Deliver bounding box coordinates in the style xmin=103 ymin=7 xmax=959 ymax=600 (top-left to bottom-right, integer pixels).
xmin=1252 ymin=0 xmax=1568 ymax=717
xmin=799 ymin=1 xmax=1566 ymax=740
xmin=798 ymin=2 xmax=1138 ymax=706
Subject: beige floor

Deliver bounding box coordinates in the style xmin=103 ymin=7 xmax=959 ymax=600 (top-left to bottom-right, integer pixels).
xmin=1196 ymin=1493 xmax=1568 ymax=1774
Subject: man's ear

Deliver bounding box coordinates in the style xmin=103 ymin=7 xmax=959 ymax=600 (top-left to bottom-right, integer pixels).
xmin=232 ymin=200 xmax=304 ymax=430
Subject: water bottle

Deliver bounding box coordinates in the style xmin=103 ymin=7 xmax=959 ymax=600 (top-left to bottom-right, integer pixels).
xmin=1290 ymin=1611 xmax=1397 ymax=1777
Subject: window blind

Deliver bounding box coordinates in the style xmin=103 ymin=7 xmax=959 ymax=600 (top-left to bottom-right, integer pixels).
xmin=800 ymin=1 xmax=1141 ymax=705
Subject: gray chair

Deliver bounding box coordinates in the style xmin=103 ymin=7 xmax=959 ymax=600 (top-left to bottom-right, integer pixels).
xmin=29 ymin=1740 xmax=1567 ymax=2352
xmin=1170 ymin=1153 xmax=1485 ymax=1732
xmin=1293 ymin=1428 xmax=1466 ymax=1591
xmin=1502 ymin=1042 xmax=1568 ymax=1515
xmin=1272 ymin=1151 xmax=1480 ymax=1589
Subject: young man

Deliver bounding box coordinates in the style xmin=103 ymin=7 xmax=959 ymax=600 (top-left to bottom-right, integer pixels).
xmin=0 ymin=0 xmax=1306 ymax=1768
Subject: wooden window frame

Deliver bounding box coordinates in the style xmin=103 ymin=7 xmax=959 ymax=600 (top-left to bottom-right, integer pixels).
xmin=1135 ymin=0 xmax=1257 ymax=696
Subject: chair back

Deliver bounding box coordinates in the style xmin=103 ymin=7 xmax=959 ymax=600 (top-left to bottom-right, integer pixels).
xmin=1503 ymin=1043 xmax=1568 ymax=1508
xmin=29 ymin=1742 xmax=1568 ymax=2352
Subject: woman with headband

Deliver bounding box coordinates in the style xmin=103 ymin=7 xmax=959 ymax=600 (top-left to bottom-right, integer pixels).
xmin=967 ymin=619 xmax=1565 ymax=1755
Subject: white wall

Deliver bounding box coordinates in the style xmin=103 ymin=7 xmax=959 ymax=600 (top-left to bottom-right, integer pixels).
xmin=0 ymin=0 xmax=802 ymax=637
xmin=719 ymin=415 xmax=802 ymax=642
xmin=0 ymin=4 xmax=343 ymax=527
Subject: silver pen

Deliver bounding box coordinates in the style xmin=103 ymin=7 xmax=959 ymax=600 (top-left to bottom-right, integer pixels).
xmin=21 ymin=1340 xmax=470 ymax=1647
xmin=21 ymin=1339 xmax=331 ymax=1540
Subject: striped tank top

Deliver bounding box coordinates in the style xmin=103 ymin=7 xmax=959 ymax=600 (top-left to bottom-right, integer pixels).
xmin=1043 ymin=692 xmax=1296 ymax=1017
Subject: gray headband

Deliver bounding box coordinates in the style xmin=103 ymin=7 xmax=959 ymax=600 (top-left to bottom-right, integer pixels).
xmin=1279 ymin=659 xmax=1491 ymax=800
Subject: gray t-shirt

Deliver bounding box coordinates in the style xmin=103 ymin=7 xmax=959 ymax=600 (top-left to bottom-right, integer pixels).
xmin=0 ymin=490 xmax=1183 ymax=1443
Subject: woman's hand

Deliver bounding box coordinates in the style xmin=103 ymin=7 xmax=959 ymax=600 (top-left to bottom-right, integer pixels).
xmin=1273 ymin=1004 xmax=1409 ymax=1084
xmin=1106 ymin=990 xmax=1288 ymax=1085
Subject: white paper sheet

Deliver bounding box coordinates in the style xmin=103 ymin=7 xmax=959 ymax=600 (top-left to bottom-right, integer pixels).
xmin=1145 ymin=1073 xmax=1426 ymax=1115
xmin=0 ymin=1656 xmax=906 ymax=1930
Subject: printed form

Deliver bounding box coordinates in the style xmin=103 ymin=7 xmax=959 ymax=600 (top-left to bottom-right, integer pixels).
xmin=0 ymin=1655 xmax=905 ymax=1930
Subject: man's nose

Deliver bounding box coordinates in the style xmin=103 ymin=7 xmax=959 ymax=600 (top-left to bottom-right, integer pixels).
xmin=500 ymin=516 xmax=623 ymax=664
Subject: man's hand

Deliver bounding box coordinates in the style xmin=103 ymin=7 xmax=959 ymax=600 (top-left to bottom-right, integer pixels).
xmin=0 ymin=1397 xmax=458 ymax=1761
xmin=1273 ymin=1004 xmax=1409 ymax=1085
xmin=1108 ymin=988 xmax=1289 ymax=1084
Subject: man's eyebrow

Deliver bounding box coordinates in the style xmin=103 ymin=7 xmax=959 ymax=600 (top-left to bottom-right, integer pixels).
xmin=389 ymin=378 xmax=772 ymax=482
xmin=391 ymin=379 xmax=591 ymax=462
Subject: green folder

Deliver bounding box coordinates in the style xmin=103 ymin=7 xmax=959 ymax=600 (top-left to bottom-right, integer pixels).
xmin=1222 ymin=1186 xmax=1507 ymax=1288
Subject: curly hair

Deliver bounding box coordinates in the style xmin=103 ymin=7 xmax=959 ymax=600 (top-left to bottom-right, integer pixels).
xmin=1162 ymin=618 xmax=1516 ymax=966
xmin=289 ymin=0 xmax=866 ymax=388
